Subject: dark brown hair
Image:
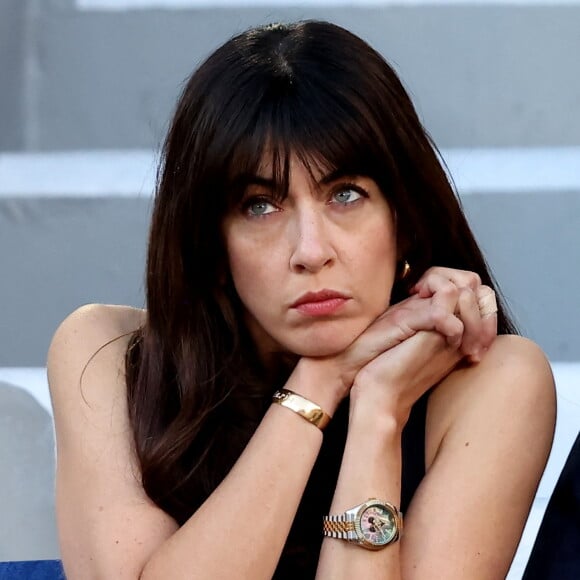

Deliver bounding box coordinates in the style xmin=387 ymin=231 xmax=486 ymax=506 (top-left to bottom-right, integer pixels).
xmin=125 ymin=19 xmax=516 ymax=568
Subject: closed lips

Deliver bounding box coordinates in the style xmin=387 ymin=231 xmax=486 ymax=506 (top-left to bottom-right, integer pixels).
xmin=291 ymin=290 xmax=349 ymax=307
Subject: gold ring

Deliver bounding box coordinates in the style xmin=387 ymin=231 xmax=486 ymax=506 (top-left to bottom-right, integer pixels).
xmin=478 ymin=291 xmax=497 ymax=318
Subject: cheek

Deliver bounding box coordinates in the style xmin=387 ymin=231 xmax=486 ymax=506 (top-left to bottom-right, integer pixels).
xmin=227 ymin=245 xmax=255 ymax=298
xmin=226 ymin=236 xmax=280 ymax=316
xmin=358 ymin=222 xmax=397 ymax=277
xmin=225 ymin=222 xmax=253 ymax=273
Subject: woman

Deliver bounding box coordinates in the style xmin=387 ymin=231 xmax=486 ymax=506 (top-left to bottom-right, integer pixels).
xmin=47 ymin=21 xmax=555 ymax=579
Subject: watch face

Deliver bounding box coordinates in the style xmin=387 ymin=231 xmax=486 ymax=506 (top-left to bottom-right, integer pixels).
xmin=358 ymin=503 xmax=398 ymax=546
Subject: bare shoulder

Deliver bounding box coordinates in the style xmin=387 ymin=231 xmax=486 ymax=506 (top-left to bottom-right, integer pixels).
xmin=403 ymin=336 xmax=556 ymax=577
xmin=426 ymin=334 xmax=556 ymax=466
xmin=48 ymin=305 xmax=179 ymax=576
xmin=48 ymin=302 xmax=145 ymax=359
xmin=47 ymin=303 xmax=146 ymax=411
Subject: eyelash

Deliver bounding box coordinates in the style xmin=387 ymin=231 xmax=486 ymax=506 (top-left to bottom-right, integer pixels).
xmin=240 ymin=183 xmax=370 ymax=218
xmin=330 ymin=183 xmax=369 ymax=206
xmin=240 ymin=196 xmax=278 ymax=218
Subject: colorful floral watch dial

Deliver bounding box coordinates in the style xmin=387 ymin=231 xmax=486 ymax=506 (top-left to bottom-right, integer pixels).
xmin=360 ymin=504 xmax=397 ymax=545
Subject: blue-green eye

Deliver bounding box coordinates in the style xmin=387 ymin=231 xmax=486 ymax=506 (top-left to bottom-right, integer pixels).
xmin=245 ymin=198 xmax=277 ymax=217
xmin=332 ymin=188 xmax=364 ymax=205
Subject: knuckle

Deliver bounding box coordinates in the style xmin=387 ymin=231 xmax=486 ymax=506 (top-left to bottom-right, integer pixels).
xmin=458 ymin=287 xmax=476 ymax=306
xmin=430 ymin=307 xmax=449 ymax=326
xmin=451 ymin=321 xmax=465 ymax=346
xmin=417 ymin=267 xmax=437 ymax=286
xmin=466 ymin=272 xmax=482 ymax=288
xmin=479 ymin=284 xmax=494 ymax=296
xmin=440 ymin=282 xmax=459 ymax=299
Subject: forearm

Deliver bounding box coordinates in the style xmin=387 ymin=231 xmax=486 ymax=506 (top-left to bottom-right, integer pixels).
xmin=141 ymin=367 xmax=337 ymax=580
xmin=316 ymin=402 xmax=403 ymax=580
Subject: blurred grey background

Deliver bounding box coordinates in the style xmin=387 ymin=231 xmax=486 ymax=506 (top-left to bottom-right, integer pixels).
xmin=0 ymin=0 xmax=578 ymax=571
xmin=1 ymin=0 xmax=579 ymax=365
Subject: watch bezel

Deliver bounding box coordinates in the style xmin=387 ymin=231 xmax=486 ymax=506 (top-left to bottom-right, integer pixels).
xmin=353 ymin=498 xmax=401 ymax=550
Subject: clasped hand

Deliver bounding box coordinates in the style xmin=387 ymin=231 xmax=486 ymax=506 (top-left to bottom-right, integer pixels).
xmin=302 ymin=267 xmax=498 ymax=426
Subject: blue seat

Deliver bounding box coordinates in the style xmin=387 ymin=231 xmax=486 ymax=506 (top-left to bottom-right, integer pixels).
xmin=0 ymin=561 xmax=65 ymax=579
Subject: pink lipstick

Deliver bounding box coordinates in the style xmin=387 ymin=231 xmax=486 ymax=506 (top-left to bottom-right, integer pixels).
xmin=291 ymin=290 xmax=349 ymax=316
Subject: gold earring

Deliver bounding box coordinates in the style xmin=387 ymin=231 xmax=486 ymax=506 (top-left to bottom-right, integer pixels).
xmin=400 ymin=260 xmax=411 ymax=280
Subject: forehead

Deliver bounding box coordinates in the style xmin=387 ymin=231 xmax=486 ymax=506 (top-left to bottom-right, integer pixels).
xmin=225 ymin=128 xmax=383 ymax=205
xmin=256 ymin=149 xmax=326 ymax=181
xmin=255 ymin=149 xmax=332 ymax=180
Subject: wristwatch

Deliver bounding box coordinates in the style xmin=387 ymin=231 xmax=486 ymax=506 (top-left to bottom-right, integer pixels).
xmin=322 ymin=498 xmax=403 ymax=550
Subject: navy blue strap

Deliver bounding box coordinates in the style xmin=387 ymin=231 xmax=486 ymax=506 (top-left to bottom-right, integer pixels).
xmin=0 ymin=561 xmax=65 ymax=580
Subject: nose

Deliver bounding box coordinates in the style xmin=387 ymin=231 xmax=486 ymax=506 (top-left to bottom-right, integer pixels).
xmin=289 ymin=207 xmax=336 ymax=273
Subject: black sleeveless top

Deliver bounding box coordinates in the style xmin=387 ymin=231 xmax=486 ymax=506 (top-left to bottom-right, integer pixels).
xmin=273 ymin=391 xmax=429 ymax=578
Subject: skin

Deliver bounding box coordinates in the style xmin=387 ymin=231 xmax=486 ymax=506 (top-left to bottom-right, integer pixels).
xmin=47 ymin=156 xmax=556 ymax=579
xmin=222 ymin=160 xmax=397 ymax=360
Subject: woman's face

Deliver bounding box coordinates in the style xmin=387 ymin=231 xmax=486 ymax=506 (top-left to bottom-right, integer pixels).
xmin=222 ymin=154 xmax=397 ymax=358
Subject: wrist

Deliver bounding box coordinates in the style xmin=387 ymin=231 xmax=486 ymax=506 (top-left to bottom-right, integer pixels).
xmin=348 ymin=388 xmax=407 ymax=438
xmin=285 ymin=357 xmax=346 ymax=417
xmin=272 ymin=389 xmax=332 ymax=431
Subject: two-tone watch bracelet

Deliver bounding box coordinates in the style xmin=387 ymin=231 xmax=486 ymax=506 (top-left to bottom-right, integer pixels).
xmin=323 ymin=499 xmax=403 ymax=550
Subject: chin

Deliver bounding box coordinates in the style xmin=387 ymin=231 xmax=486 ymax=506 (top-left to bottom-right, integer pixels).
xmin=249 ymin=317 xmax=372 ymax=360
xmin=294 ymin=344 xmax=350 ymax=357
xmin=282 ymin=331 xmax=359 ymax=358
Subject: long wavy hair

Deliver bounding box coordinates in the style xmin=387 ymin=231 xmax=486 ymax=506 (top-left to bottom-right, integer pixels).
xmin=125 ymin=19 xmax=516 ymax=564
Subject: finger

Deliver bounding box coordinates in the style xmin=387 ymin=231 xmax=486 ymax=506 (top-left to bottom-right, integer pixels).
xmin=412 ymin=267 xmax=482 ymax=295
xmin=383 ymin=294 xmax=465 ymax=346
xmin=402 ymin=274 xmax=464 ymax=347
xmin=348 ymin=302 xmax=463 ymax=368
xmin=429 ymin=306 xmax=464 ymax=349
xmin=394 ymin=304 xmax=464 ymax=347
xmin=477 ymin=287 xmax=497 ymax=318
xmin=455 ymin=287 xmax=484 ymax=361
xmin=476 ymin=286 xmax=498 ymax=350
xmin=412 ymin=272 xmax=460 ymax=304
